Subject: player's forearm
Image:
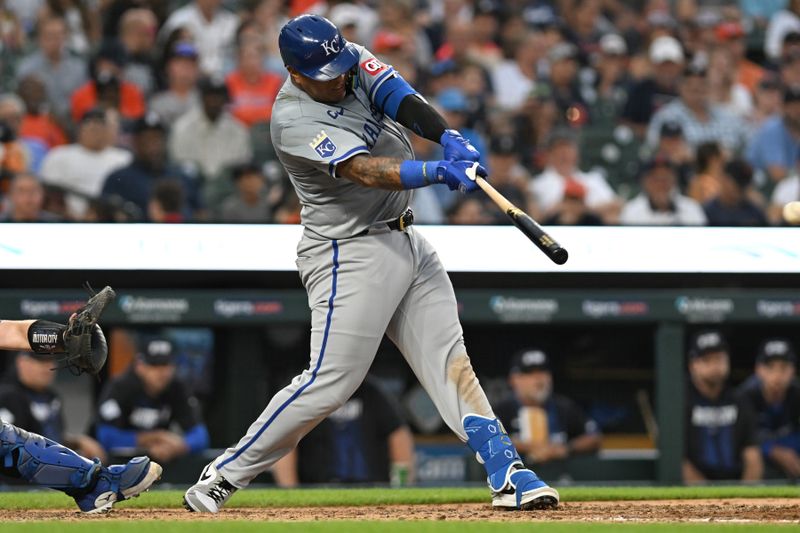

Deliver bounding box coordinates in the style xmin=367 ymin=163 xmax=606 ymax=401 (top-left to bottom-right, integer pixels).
xmin=337 ymin=155 xmax=405 ymax=190
xmin=741 ymin=446 xmax=763 ymax=482
xmin=681 ymin=459 xmax=706 ymax=484
xmin=0 ymin=319 xmax=35 ymax=350
xmin=568 ymin=433 xmax=602 ymax=455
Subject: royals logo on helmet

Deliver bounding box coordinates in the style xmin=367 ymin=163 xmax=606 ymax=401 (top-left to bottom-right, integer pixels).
xmin=320 ymin=38 xmax=341 ymax=56
xmin=310 ymin=130 xmax=337 ymax=158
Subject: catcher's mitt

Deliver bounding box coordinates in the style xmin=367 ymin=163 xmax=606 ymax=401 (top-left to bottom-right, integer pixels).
xmin=59 ymin=285 xmax=116 ymax=375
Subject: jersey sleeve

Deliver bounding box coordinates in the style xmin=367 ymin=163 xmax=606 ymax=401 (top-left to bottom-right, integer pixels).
xmin=96 ymin=379 xmax=132 ymax=428
xmin=278 ymin=118 xmax=370 ymax=179
xmin=353 ymin=46 xmax=418 ymax=120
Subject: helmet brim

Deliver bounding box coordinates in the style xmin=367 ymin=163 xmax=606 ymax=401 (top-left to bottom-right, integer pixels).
xmin=300 ymin=42 xmax=360 ymax=81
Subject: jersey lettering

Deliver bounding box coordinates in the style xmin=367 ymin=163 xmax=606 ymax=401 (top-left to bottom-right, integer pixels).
xmin=361 ymin=120 xmax=382 ymax=148
xmin=360 ymin=58 xmax=387 ymax=76
xmin=327 ymin=107 xmax=344 ymax=120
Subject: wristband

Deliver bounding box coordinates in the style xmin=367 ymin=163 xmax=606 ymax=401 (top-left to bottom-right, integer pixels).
xmin=399 ymin=160 xmax=437 ymax=189
xmin=27 ymin=320 xmax=67 ymax=354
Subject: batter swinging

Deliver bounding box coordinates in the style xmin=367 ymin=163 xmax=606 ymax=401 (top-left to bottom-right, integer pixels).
xmin=184 ymin=14 xmax=559 ymax=512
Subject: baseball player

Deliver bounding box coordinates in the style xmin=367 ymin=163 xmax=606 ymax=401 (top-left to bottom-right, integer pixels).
xmin=0 ymin=302 xmax=162 ymax=513
xmin=184 ymin=15 xmax=559 ymax=512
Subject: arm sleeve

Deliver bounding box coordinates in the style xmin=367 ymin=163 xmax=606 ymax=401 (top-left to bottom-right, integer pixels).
xmin=278 ymin=120 xmax=370 ymax=179
xmin=353 ymin=47 xmax=417 ymax=121
xmin=183 ymin=424 xmax=210 ymax=453
xmin=736 ymin=399 xmax=759 ymax=450
xmin=395 ymin=94 xmax=449 ymax=142
xmin=96 ymin=424 xmax=138 ymax=449
xmin=95 ymin=381 xmax=132 ymax=432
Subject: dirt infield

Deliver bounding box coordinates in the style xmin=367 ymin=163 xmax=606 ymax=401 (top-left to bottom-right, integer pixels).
xmin=0 ymin=499 xmax=798 ymax=523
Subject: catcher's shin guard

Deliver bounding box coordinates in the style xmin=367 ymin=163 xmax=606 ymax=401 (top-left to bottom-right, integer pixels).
xmin=462 ymin=414 xmax=559 ymax=510
xmin=0 ymin=420 xmax=99 ymax=490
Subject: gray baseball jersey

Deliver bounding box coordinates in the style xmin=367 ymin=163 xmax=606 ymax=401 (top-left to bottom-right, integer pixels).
xmin=270 ymin=45 xmax=414 ymax=239
xmin=212 ymin=46 xmax=496 ymax=488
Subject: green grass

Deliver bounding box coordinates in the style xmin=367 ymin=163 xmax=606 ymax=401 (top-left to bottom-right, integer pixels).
xmin=0 ymin=485 xmax=796 ymax=510
xmin=0 ymin=522 xmax=796 ymax=533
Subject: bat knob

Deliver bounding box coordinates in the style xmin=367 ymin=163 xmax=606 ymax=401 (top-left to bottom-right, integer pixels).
xmin=551 ymin=248 xmax=569 ymax=265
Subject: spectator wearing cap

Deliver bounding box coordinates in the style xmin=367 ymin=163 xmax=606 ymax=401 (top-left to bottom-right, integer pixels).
xmin=531 ymin=128 xmax=620 ymax=224
xmin=704 ymin=159 xmax=769 ymax=226
xmin=102 ymin=113 xmax=203 ymax=221
xmin=542 ymin=178 xmax=603 ymax=226
xmin=654 ymin=121 xmax=694 ymax=189
xmin=583 ymin=34 xmax=631 ymax=124
xmin=39 ymin=108 xmax=132 ymax=219
xmin=707 ymin=46 xmax=753 ymax=120
xmin=746 ymin=87 xmax=800 ymax=184
xmin=562 ymin=0 xmax=608 ymax=63
xmin=0 ymin=173 xmax=61 ymax=222
xmin=647 ymin=63 xmax=748 ymax=153
xmin=494 ymin=349 xmax=601 ymax=465
xmin=684 ymin=331 xmax=762 ymax=483
xmin=374 ymin=0 xmax=434 ymax=69
xmin=620 ymin=35 xmax=683 ymax=137
xmin=149 ymin=43 xmax=201 ymax=128
xmin=169 ymin=76 xmax=252 ymax=204
xmin=0 ymin=350 xmax=105 ymax=462
xmin=225 ymin=40 xmax=283 ymax=127
xmin=737 ymin=339 xmax=800 ymax=479
xmin=15 ymin=16 xmax=87 ymax=122
xmin=620 ymin=157 xmax=706 ymax=226
xmin=216 ymin=163 xmax=276 ymax=223
xmin=159 ymin=0 xmax=239 ymax=77
xmin=95 ymin=335 xmax=210 ymax=464
xmin=485 ymin=134 xmax=534 ymax=220
xmin=118 ymin=8 xmax=159 ymax=97
xmin=715 ymin=21 xmax=765 ymax=95
xmin=70 ymin=40 xmax=146 ymax=125
xmin=542 ymin=42 xmax=589 ymax=126
xmin=765 ymin=0 xmax=800 ymax=63
xmin=490 ymin=32 xmax=542 ymax=112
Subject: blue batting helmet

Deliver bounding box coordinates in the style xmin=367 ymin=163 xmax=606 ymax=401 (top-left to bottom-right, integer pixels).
xmin=279 ymin=15 xmax=360 ymax=81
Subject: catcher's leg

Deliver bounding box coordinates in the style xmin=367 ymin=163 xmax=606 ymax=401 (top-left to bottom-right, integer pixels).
xmin=185 ymin=233 xmax=414 ymax=512
xmin=385 ymin=229 xmax=559 ymax=510
xmin=1 ymin=420 xmax=161 ymax=513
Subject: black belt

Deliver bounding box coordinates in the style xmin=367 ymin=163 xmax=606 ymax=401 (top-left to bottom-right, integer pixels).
xmin=355 ymin=209 xmax=414 ymax=237
xmin=387 ymin=209 xmax=414 ymax=231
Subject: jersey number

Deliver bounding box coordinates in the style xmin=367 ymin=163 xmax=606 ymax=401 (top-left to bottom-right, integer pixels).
xmin=360 ymin=58 xmax=387 ymax=76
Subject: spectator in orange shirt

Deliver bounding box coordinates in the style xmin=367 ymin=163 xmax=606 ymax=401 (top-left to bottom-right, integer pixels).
xmin=716 ymin=21 xmax=764 ymax=94
xmin=71 ymin=41 xmax=146 ymax=125
xmin=225 ymin=41 xmax=283 ymax=127
xmin=17 ymin=75 xmax=67 ymax=151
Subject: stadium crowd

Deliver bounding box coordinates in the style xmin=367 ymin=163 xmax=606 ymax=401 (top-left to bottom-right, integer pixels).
xmin=0 ymin=0 xmax=798 ymax=226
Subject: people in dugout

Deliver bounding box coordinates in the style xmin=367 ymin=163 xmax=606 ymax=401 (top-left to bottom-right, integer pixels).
xmin=683 ymin=330 xmax=763 ymax=483
xmin=182 ymin=15 xmax=560 ymax=513
xmin=95 ymin=334 xmax=209 ymax=465
xmin=0 ymin=318 xmax=161 ymax=513
xmin=494 ymin=349 xmax=601 ymax=465
xmin=271 ymin=375 xmax=415 ymax=487
xmin=736 ymin=339 xmax=800 ymax=479
xmin=0 ymin=350 xmax=106 ymax=463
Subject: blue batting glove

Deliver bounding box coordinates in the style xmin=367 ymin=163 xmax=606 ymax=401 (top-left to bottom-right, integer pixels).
xmin=441 ymin=129 xmax=481 ymax=162
xmin=435 ymin=160 xmax=487 ymax=193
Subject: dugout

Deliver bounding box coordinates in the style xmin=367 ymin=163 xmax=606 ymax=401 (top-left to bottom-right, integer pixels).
xmin=1 ymin=224 xmax=798 ymax=486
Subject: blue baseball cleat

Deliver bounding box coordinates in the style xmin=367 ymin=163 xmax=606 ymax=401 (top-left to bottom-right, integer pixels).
xmin=73 ymin=456 xmax=162 ymax=513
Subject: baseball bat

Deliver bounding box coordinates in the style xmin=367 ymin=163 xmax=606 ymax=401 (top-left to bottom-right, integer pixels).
xmin=476 ymin=176 xmax=569 ymax=265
